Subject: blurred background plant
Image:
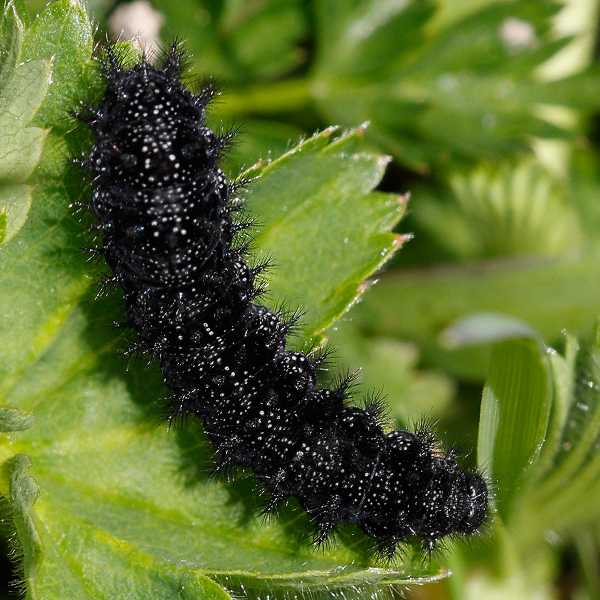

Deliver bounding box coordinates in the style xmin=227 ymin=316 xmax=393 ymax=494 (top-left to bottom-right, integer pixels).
xmin=5 ymin=0 xmax=600 ymax=598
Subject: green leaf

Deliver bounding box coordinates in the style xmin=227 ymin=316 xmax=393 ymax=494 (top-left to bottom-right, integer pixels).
xmin=20 ymin=0 xmax=94 ymax=128
xmin=0 ymin=208 xmax=5 ymax=244
xmin=210 ymin=568 xmax=449 ymax=599
xmin=0 ymin=184 xmax=33 ymax=245
xmin=569 ymin=147 xmax=600 ymax=251
xmin=224 ymin=0 xmax=308 ymax=78
xmin=412 ymin=158 xmax=584 ymax=260
xmin=310 ymin=0 xmax=600 ymax=169
xmin=187 ymin=0 xmax=600 ymax=173
xmin=248 ymin=126 xmax=407 ymax=340
xmin=0 ymin=156 xmax=90 ymax=400
xmin=0 ymin=0 xmax=94 ymax=249
xmin=536 ymin=333 xmax=578 ymax=476
xmin=313 ymin=0 xmax=435 ymax=78
xmin=478 ymin=338 xmax=553 ymax=522
xmin=353 ymin=254 xmax=600 ymax=380
xmin=0 ymin=58 xmax=49 ymax=178
xmin=399 ymin=1 xmax=560 ymax=77
xmin=325 ymin=319 xmax=455 ymax=427
xmin=0 ymin=407 xmax=34 ymax=432
xmin=0 ymin=13 xmax=438 ymax=596
xmin=0 ymin=3 xmax=51 ymax=246
xmin=440 ymin=313 xmax=538 ymax=348
xmin=218 ymin=118 xmax=304 ymax=176
xmin=0 ymin=0 xmax=93 ymax=395
xmin=152 ymin=0 xmax=309 ymax=81
xmin=5 ymin=454 xmax=43 ymax=586
xmin=518 ymin=326 xmax=600 ymax=539
xmin=0 ymin=1 xmax=25 ymax=90
xmin=0 ymin=161 xmax=423 ymax=599
xmin=4 ymin=454 xmax=236 ymax=599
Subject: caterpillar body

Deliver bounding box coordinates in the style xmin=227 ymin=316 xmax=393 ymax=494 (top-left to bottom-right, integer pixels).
xmin=79 ymin=43 xmax=488 ymax=557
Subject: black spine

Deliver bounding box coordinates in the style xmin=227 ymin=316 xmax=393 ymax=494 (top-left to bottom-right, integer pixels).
xmin=82 ymin=43 xmax=488 ymax=556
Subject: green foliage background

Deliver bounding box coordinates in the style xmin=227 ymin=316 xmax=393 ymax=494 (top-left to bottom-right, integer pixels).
xmin=3 ymin=0 xmax=600 ymax=598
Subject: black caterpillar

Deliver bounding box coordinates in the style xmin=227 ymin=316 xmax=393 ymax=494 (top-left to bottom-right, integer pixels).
xmin=78 ymin=43 xmax=488 ymax=557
